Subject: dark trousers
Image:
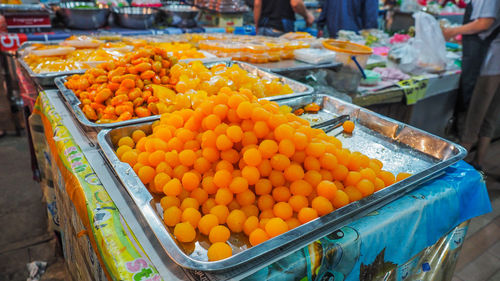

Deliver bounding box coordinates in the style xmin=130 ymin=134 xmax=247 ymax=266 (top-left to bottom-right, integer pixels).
xmin=462 ymin=75 xmax=500 ymax=143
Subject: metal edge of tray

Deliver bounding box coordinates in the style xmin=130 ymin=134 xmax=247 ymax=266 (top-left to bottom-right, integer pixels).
xmin=54 ymin=76 xmax=161 ymax=130
xmin=95 ymin=96 xmax=466 ymax=272
xmin=258 ymin=60 xmax=343 ymax=74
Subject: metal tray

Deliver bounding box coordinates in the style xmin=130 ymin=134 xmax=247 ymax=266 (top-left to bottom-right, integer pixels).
xmin=54 ymin=76 xmax=161 ymax=130
xmin=54 ymin=61 xmax=313 ymax=129
xmin=18 ymin=41 xmax=222 ymax=87
xmin=17 ymin=41 xmax=87 ymax=87
xmin=96 ymin=93 xmax=466 ymax=272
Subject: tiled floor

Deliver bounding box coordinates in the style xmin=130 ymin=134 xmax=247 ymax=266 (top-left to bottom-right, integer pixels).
xmin=453 ymin=140 xmax=500 ymax=281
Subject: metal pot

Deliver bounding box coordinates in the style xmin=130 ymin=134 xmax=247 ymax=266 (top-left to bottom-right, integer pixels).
xmin=112 ymin=7 xmax=159 ymax=29
xmin=57 ymin=2 xmax=109 ymax=30
xmin=159 ymin=4 xmax=199 ymax=27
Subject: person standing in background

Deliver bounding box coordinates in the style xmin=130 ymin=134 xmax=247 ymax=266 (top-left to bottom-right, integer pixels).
xmin=316 ymin=0 xmax=379 ymax=38
xmin=254 ymin=0 xmax=315 ymax=36
xmin=442 ymin=0 xmax=500 ymax=171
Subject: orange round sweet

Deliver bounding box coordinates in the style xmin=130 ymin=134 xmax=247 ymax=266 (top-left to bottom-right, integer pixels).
xmin=226 ymin=209 xmax=247 ymax=233
xmin=180 ymin=197 xmax=200 ymax=211
xmin=249 ymin=228 xmax=269 ymax=246
xmin=243 ymin=216 xmax=260 ymax=236
xmin=332 ymin=190 xmax=350 ymax=209
xmin=181 ymin=207 xmax=202 ymax=228
xmin=284 ymin=163 xmax=304 ymax=182
xmin=182 ymin=172 xmax=200 ymax=192
xmin=163 ymin=206 xmax=182 ymax=227
xmin=198 ymin=214 xmax=219 ymax=235
xmin=257 ymin=194 xmax=275 ymax=211
xmin=273 ymin=202 xmax=293 ymax=220
xmin=396 ymin=172 xmax=412 ymax=182
xmin=297 ymin=207 xmax=318 ymax=224
xmin=265 ymin=217 xmax=289 ymax=238
xmin=173 ymin=222 xmax=196 ymax=243
xmin=344 ymin=186 xmax=363 ymax=202
xmin=243 ymin=148 xmax=262 ymax=166
xmin=289 ymin=180 xmax=313 ymax=197
xmin=342 ymin=120 xmax=355 ymax=133
xmin=356 ymin=179 xmax=374 ymax=197
xmin=163 ymin=178 xmax=182 ymax=196
xmin=207 ymin=242 xmax=232 ymax=261
xmin=229 ymin=177 xmax=249 ymax=194
xmin=288 ymin=195 xmax=309 ymax=212
xmin=316 ymin=180 xmax=338 ymax=200
xmin=236 ymin=189 xmax=256 ymax=206
xmin=210 ymin=205 xmax=230 ymax=224
xmin=272 ymin=186 xmax=291 ymax=202
xmin=209 ymin=225 xmax=231 ymax=243
xmin=215 ymin=188 xmax=233 ymax=206
xmin=311 ymin=196 xmax=334 ymax=216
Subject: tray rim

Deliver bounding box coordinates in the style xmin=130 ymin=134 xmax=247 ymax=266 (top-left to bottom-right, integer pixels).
xmin=96 ymin=92 xmax=467 ymax=272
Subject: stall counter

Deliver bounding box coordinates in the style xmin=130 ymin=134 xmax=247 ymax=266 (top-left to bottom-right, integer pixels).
xmin=29 ymin=89 xmax=491 ymax=281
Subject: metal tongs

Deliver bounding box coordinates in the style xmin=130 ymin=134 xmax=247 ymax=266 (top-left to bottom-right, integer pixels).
xmin=312 ymin=115 xmax=350 ymax=133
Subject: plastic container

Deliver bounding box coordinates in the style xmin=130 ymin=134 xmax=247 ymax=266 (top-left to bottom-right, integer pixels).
xmin=322 ymin=40 xmax=373 ymax=93
xmin=322 ymin=39 xmax=372 ymax=70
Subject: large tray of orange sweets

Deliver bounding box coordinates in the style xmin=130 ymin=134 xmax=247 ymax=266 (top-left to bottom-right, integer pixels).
xmin=96 ymin=92 xmax=466 ymax=271
xmin=55 ymin=55 xmax=313 ymax=130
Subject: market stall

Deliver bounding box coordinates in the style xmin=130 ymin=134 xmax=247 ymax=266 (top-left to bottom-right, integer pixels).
xmin=30 ymin=88 xmax=491 ymax=281
xmin=0 ymin=1 xmax=495 ymax=280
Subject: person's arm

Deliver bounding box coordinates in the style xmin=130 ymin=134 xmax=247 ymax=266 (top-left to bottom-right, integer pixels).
xmin=363 ymin=0 xmax=379 ymax=29
xmin=442 ymin=18 xmax=495 ymax=40
xmin=290 ymin=0 xmax=315 ymax=26
xmin=254 ymin=0 xmax=262 ymax=33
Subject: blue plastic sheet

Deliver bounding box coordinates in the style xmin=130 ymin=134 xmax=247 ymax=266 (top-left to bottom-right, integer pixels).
xmin=243 ymin=161 xmax=491 ymax=281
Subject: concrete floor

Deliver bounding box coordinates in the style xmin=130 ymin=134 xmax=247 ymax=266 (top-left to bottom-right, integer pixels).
xmin=0 ymin=134 xmax=68 ymax=281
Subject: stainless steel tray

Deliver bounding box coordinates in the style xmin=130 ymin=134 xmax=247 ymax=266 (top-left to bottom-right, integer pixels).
xmin=54 ymin=76 xmax=160 ymax=130
xmin=96 ymin=93 xmax=466 ymax=272
xmin=17 ymin=41 xmax=86 ymax=87
xmin=54 ymin=61 xmax=313 ymax=129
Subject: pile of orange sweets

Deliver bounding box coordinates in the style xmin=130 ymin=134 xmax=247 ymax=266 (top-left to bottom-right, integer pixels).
xmin=169 ymin=61 xmax=293 ymax=98
xmin=114 ymin=87 xmax=411 ymax=261
xmin=64 ymin=47 xmax=293 ymax=124
xmin=65 ymin=47 xmax=177 ymax=123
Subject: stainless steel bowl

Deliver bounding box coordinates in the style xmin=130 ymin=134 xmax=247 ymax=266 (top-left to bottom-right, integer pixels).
xmin=58 ymin=2 xmax=109 ymax=30
xmin=160 ymin=4 xmax=199 ymax=27
xmin=112 ymin=7 xmax=159 ymax=29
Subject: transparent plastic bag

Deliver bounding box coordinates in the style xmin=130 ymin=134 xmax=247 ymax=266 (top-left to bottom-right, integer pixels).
xmin=413 ymin=12 xmax=447 ymax=73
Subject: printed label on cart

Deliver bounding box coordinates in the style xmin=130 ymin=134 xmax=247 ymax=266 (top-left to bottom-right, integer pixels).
xmin=0 ymin=33 xmax=27 ymax=51
xmin=449 ymin=226 xmax=467 ymax=250
xmin=397 ymin=77 xmax=429 ymax=105
xmin=125 ymin=258 xmax=161 ymax=281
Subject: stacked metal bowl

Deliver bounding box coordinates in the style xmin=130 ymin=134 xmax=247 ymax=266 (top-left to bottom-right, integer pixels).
xmin=195 ymin=0 xmax=249 ymax=13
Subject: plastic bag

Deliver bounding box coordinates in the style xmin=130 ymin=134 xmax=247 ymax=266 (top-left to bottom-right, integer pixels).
xmin=388 ymin=40 xmax=421 ymax=74
xmin=413 ymin=12 xmax=448 ymax=73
